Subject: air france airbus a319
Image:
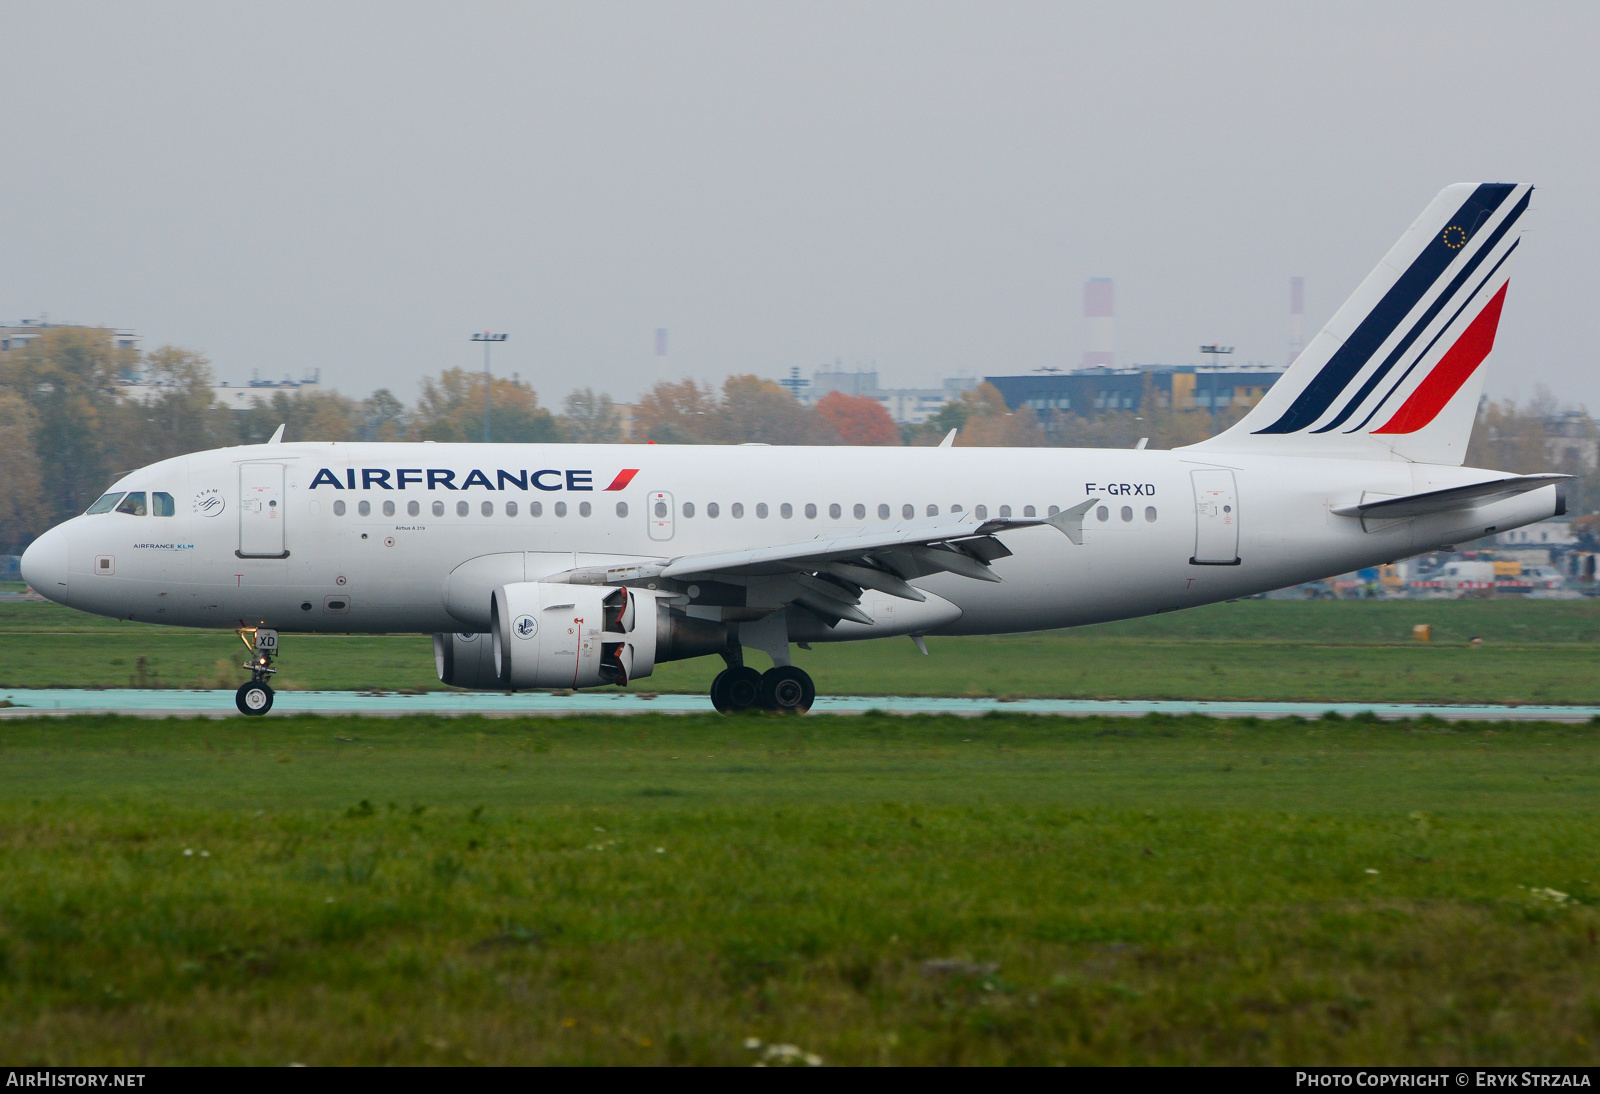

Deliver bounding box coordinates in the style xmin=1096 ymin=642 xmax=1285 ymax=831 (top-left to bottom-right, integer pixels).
xmin=20 ymin=184 xmax=1566 ymax=715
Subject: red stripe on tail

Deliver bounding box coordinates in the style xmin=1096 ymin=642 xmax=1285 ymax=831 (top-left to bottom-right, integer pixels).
xmin=1372 ymin=282 xmax=1509 ymax=435
xmin=603 ymin=468 xmax=640 ymax=491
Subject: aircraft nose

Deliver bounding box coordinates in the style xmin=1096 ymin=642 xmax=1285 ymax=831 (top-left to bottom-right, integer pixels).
xmin=20 ymin=527 xmax=69 ymax=601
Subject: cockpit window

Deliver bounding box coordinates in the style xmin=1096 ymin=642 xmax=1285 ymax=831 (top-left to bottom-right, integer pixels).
xmin=114 ymin=492 xmax=148 ymax=516
xmin=85 ymin=492 xmax=125 ymax=515
xmin=153 ymin=491 xmax=175 ymax=517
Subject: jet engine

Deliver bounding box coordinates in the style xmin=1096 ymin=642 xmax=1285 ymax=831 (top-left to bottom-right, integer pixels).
xmin=489 ymin=582 xmax=729 ymax=689
xmin=433 ymin=631 xmax=502 ymax=689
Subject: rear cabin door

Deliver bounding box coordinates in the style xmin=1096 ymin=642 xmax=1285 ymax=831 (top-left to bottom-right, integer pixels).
xmin=238 ymin=463 xmax=288 ymax=558
xmin=647 ymin=491 xmax=675 ymax=541
xmin=1190 ymin=469 xmax=1240 ymax=565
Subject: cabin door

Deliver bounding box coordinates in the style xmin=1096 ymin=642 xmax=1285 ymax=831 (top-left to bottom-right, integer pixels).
xmin=238 ymin=463 xmax=288 ymax=558
xmin=1190 ymin=469 xmax=1240 ymax=565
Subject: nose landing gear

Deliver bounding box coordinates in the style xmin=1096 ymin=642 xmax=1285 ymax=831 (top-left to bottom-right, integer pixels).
xmin=235 ymin=627 xmax=278 ymax=716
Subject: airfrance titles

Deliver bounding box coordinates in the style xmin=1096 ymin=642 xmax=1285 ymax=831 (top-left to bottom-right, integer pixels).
xmin=308 ymin=468 xmax=639 ymax=492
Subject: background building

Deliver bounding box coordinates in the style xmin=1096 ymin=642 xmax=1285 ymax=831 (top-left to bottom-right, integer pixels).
xmin=0 ymin=318 xmax=139 ymax=354
xmin=803 ymin=368 xmax=977 ymax=425
xmin=985 ymin=363 xmax=1286 ymax=417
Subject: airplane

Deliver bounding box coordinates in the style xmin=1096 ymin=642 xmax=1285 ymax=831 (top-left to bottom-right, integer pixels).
xmin=20 ymin=183 xmax=1565 ymax=716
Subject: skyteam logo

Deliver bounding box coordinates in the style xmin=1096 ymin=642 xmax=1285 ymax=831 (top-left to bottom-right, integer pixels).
xmin=513 ymin=615 xmax=538 ymax=639
xmin=192 ymin=489 xmax=226 ymax=517
xmin=308 ymin=467 xmax=640 ymax=492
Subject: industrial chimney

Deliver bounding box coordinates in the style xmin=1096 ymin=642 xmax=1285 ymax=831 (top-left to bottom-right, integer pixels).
xmin=1082 ymin=278 xmax=1114 ymax=369
xmin=1288 ymin=277 xmax=1304 ymax=364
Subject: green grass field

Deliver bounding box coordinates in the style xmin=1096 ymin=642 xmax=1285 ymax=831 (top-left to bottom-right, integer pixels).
xmin=1 ymin=712 xmax=1597 ymax=1065
xmin=4 ymin=598 xmax=1599 ymax=704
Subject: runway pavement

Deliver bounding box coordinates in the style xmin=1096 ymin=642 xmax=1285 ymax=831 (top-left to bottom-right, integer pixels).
xmin=2 ymin=688 xmax=1598 ymax=721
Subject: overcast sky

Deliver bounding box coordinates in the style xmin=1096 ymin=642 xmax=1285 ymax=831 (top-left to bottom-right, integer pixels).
xmin=3 ymin=1 xmax=1597 ymax=408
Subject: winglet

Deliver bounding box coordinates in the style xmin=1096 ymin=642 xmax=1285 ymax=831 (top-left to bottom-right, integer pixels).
xmin=266 ymin=424 xmax=285 ymax=445
xmin=939 ymin=429 xmax=957 ymax=448
xmin=1043 ymin=497 xmax=1100 ymax=546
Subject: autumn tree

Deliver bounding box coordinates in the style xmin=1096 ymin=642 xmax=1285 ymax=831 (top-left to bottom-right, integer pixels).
xmin=0 ymin=327 xmax=136 ymax=524
xmin=559 ymin=387 xmax=622 ymax=443
xmin=234 ymin=389 xmax=364 ymax=444
xmin=0 ymin=391 xmax=50 ymax=553
xmin=361 ymin=389 xmax=410 ymax=441
xmin=412 ymin=368 xmax=558 ymax=443
xmin=714 ymin=375 xmax=814 ymax=444
xmin=813 ymin=391 xmax=900 ymax=445
xmin=114 ymin=346 xmax=236 ymax=466
xmin=634 ymin=378 xmax=720 ymax=444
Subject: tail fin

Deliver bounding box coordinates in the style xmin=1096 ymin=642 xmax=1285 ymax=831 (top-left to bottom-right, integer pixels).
xmin=1189 ymin=183 xmax=1531 ymax=464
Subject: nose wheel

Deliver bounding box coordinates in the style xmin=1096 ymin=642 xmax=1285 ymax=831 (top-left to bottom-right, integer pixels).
xmin=235 ymin=627 xmax=279 ymax=717
xmin=236 ymin=681 xmax=274 ymax=715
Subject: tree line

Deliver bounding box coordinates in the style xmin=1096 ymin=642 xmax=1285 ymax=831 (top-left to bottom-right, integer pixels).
xmin=2 ymin=326 xmax=1595 ymax=553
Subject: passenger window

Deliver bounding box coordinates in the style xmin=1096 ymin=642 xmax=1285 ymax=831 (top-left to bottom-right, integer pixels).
xmin=654 ymin=500 xmax=668 ymax=518
xmin=408 ymin=500 xmax=421 ymax=517
xmin=334 ymin=500 xmax=347 ymax=516
xmin=531 ymin=501 xmax=543 ymax=517
xmin=683 ymin=502 xmax=695 ymax=518
xmin=999 ymin=505 xmax=1011 ymax=518
xmin=1096 ymin=506 xmax=1108 ymax=522
xmin=616 ymin=501 xmax=628 ymax=518
xmin=926 ymin=504 xmax=938 ymax=517
xmin=707 ymin=502 xmax=719 ymax=518
xmin=878 ymin=504 xmax=890 ymax=520
xmin=1049 ymin=505 xmax=1061 ymax=516
xmin=804 ymin=503 xmax=817 ymax=519
xmin=579 ymin=502 xmax=591 ymax=517
xmin=951 ymin=504 xmax=963 ymax=514
xmin=1121 ymin=506 xmax=1133 ymax=522
xmin=481 ymin=501 xmax=494 ymax=517
xmin=756 ymin=503 xmax=768 ymax=518
xmin=780 ymin=503 xmax=793 ymax=519
xmin=1023 ymin=505 xmax=1036 ymax=518
xmin=153 ymin=492 xmax=175 ymax=517
xmin=115 ymin=492 xmax=148 ymax=516
xmin=731 ymin=502 xmax=743 ymax=518
xmin=359 ymin=500 xmax=371 ymax=517
xmin=851 ymin=503 xmax=865 ymax=520
xmin=432 ymin=500 xmax=445 ymax=517
xmin=902 ymin=504 xmax=913 ymax=519
xmin=86 ymin=492 xmax=125 ymax=515
xmin=506 ymin=501 xmax=518 ymax=517
xmin=456 ymin=501 xmax=468 ymax=517
xmin=828 ymin=503 xmax=841 ymax=519
xmin=975 ymin=505 xmax=987 ymax=519
xmin=1145 ymin=506 xmax=1157 ymax=522
xmin=383 ymin=500 xmax=395 ymax=517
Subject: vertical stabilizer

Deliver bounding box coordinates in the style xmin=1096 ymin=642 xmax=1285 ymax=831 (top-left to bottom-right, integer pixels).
xmin=1189 ymin=183 xmax=1531 ymax=464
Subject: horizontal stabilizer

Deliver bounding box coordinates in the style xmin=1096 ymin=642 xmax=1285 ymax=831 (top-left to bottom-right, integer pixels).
xmin=1331 ymin=474 xmax=1568 ymax=520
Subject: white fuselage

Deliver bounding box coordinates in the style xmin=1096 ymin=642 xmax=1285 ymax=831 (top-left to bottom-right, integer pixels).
xmin=21 ymin=441 xmax=1560 ymax=642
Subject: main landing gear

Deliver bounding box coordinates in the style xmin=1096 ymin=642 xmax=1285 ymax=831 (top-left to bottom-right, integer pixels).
xmin=709 ymin=650 xmax=815 ymax=714
xmin=235 ymin=627 xmax=278 ymax=716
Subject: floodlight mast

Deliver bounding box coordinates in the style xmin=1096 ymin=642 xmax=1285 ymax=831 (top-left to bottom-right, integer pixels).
xmin=1198 ymin=343 xmax=1234 ymax=435
xmin=471 ymin=332 xmax=509 ymax=442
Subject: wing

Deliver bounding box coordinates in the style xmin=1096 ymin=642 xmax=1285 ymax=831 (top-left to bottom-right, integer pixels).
xmin=550 ymin=498 xmax=1100 ymax=627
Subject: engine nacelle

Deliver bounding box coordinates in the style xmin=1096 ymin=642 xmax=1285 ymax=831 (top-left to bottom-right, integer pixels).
xmin=492 ymin=582 xmax=666 ymax=689
xmin=433 ymin=631 xmax=502 ymax=688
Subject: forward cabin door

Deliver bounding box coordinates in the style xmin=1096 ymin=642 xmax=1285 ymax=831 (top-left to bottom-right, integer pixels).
xmin=238 ymin=463 xmax=288 ymax=558
xmin=647 ymin=491 xmax=675 ymax=541
xmin=1190 ymin=469 xmax=1240 ymax=565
